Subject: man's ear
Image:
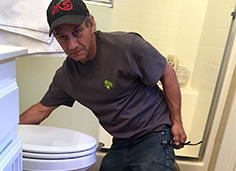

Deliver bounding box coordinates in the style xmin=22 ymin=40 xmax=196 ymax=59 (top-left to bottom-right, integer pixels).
xmin=90 ymin=15 xmax=95 ymax=33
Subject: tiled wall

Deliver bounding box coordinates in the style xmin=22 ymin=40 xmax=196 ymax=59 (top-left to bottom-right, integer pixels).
xmin=110 ymin=0 xmax=208 ymax=72
xmin=109 ymin=0 xmax=235 ymax=157
xmin=189 ymin=0 xmax=235 ymax=148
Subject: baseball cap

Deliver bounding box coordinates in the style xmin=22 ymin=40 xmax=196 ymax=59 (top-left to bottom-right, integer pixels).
xmin=47 ymin=0 xmax=90 ymax=37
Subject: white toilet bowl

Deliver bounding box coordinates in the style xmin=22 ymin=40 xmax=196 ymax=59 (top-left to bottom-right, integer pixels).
xmin=17 ymin=125 xmax=97 ymax=171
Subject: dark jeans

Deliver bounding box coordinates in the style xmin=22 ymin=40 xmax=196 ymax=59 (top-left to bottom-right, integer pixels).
xmin=99 ymin=127 xmax=175 ymax=171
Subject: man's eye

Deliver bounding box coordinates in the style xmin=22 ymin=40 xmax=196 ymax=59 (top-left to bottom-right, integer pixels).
xmin=59 ymin=35 xmax=65 ymax=40
xmin=73 ymin=30 xmax=81 ymax=37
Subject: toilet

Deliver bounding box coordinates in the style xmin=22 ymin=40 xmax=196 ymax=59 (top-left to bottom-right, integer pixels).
xmin=17 ymin=125 xmax=97 ymax=171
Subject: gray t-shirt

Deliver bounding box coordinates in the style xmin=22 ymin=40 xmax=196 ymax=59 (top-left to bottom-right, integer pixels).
xmin=40 ymin=31 xmax=172 ymax=142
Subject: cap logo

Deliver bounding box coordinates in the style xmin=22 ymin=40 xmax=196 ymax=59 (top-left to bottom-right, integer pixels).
xmin=52 ymin=0 xmax=73 ymax=15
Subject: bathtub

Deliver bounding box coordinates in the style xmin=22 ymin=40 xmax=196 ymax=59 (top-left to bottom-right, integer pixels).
xmin=180 ymin=86 xmax=199 ymax=136
xmin=175 ymin=86 xmax=199 ymax=157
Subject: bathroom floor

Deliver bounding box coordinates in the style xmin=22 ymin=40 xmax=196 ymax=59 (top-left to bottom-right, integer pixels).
xmin=88 ymin=151 xmax=181 ymax=171
xmin=87 ymin=151 xmax=105 ymax=171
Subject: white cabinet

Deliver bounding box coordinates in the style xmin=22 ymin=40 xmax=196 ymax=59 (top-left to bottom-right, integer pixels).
xmin=0 ymin=45 xmax=27 ymax=171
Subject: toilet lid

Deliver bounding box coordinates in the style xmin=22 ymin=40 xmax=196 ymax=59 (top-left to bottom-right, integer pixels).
xmin=17 ymin=125 xmax=97 ymax=154
xmin=22 ymin=145 xmax=97 ymax=159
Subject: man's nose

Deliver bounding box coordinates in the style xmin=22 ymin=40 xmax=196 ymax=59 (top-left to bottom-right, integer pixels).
xmin=68 ymin=36 xmax=78 ymax=50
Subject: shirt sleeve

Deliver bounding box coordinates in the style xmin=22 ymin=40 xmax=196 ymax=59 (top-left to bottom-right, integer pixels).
xmin=129 ymin=33 xmax=166 ymax=86
xmin=40 ymin=68 xmax=75 ymax=107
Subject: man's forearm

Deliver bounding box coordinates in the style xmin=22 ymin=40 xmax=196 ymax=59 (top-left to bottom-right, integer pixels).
xmin=160 ymin=63 xmax=182 ymax=124
xmin=160 ymin=63 xmax=187 ymax=147
xmin=19 ymin=102 xmax=57 ymax=124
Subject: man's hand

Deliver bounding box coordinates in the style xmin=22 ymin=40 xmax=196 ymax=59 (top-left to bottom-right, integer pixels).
xmin=171 ymin=122 xmax=187 ymax=149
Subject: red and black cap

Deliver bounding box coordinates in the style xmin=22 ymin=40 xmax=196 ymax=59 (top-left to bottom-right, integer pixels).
xmin=47 ymin=0 xmax=90 ymax=36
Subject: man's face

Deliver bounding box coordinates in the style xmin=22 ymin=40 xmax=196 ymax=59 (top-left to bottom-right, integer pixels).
xmin=54 ymin=17 xmax=96 ymax=64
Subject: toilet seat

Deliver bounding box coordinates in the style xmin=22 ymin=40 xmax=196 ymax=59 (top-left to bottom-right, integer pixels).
xmin=17 ymin=125 xmax=97 ymax=171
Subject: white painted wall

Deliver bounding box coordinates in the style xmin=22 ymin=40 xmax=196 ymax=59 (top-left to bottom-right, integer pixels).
xmin=16 ymin=3 xmax=112 ymax=141
xmin=215 ymin=84 xmax=236 ymax=171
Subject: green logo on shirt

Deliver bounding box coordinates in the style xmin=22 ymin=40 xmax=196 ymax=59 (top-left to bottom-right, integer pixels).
xmin=104 ymin=80 xmax=113 ymax=90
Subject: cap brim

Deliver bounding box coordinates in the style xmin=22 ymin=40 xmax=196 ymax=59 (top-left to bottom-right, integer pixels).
xmin=49 ymin=15 xmax=86 ymax=37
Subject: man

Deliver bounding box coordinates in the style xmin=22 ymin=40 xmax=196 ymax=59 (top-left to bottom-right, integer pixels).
xmin=20 ymin=0 xmax=187 ymax=170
